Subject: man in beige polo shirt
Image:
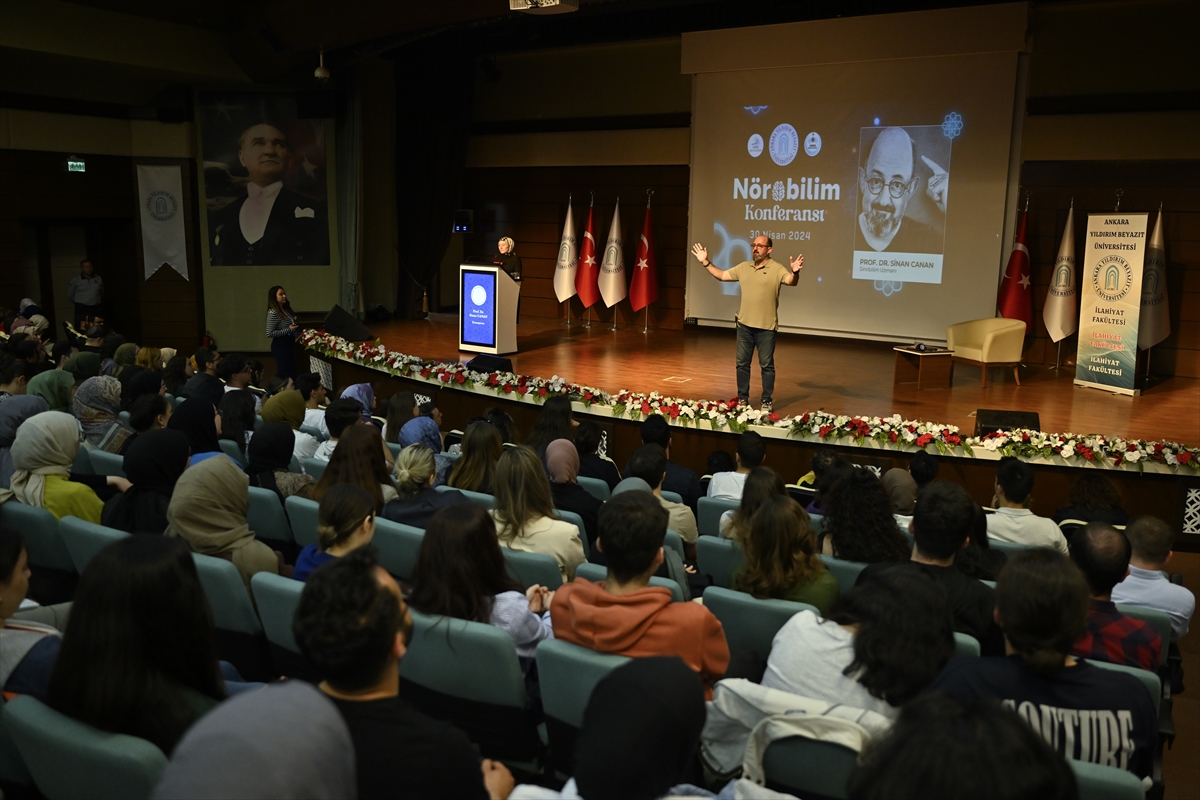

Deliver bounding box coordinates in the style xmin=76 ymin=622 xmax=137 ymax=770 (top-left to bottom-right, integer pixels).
xmin=691 ymin=236 xmax=804 ymax=412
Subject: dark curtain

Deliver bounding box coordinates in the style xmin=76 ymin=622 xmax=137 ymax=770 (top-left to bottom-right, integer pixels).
xmin=392 ymin=34 xmax=477 ymax=319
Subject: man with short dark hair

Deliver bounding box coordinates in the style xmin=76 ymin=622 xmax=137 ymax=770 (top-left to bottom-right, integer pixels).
xmin=909 ymin=451 xmax=939 ymax=488
xmin=707 ymin=431 xmax=766 ymax=501
xmin=857 ymin=481 xmax=1003 ymax=655
xmin=296 ymin=372 xmax=330 ymax=437
xmin=627 ymin=443 xmax=698 ymax=559
xmin=0 ymin=357 xmax=34 ymax=403
xmin=294 ymin=547 xmax=511 ymax=800
xmin=1112 ymin=516 xmax=1194 ymax=641
xmin=193 ymin=347 xmax=219 ymax=377
xmin=635 ymin=414 xmax=701 ymax=512
xmin=217 ymin=353 xmax=260 ymax=411
xmin=1069 ymin=522 xmax=1162 ymax=671
xmin=550 ymin=492 xmax=729 ymax=696
xmin=986 ymin=457 xmax=1067 ymax=553
xmin=313 ymin=398 xmax=366 ymax=461
xmin=68 ymin=258 xmax=104 ymax=327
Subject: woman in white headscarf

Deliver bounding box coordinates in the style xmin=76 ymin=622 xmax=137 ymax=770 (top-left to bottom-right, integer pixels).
xmin=0 ymin=411 xmax=104 ymax=523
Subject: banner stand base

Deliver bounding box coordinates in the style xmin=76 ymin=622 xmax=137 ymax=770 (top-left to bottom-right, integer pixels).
xmin=1073 ymin=378 xmax=1141 ymax=397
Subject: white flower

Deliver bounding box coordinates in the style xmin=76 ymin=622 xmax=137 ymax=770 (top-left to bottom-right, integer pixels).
xmin=1060 ymin=445 xmax=1075 ymax=459
xmin=1125 ymin=450 xmax=1142 ymax=463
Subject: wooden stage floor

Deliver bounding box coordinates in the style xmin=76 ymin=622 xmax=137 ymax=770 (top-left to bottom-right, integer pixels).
xmin=370 ymin=314 xmax=1200 ymax=446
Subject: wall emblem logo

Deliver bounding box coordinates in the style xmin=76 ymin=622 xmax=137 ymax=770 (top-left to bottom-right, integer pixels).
xmin=804 ymin=131 xmax=822 ymax=157
xmin=145 ymin=190 xmax=178 ymax=222
xmin=747 ymin=134 xmax=764 ymax=158
xmin=768 ymin=124 xmax=799 ymax=167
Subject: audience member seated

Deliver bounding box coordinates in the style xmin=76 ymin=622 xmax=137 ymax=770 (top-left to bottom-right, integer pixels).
xmin=47 ymin=536 xmax=227 ymax=756
xmin=313 ymin=424 xmax=399 ymax=513
xmin=410 ymin=503 xmax=554 ymax=666
xmin=627 ymin=443 xmax=698 ymax=560
xmin=116 ymin=364 xmax=147 ymax=409
xmin=796 ymin=446 xmax=839 ymax=487
xmin=546 ymin=438 xmax=604 ymax=548
xmin=1 ymin=527 xmax=62 ymax=701
xmin=191 ymin=346 xmax=218 ymax=377
xmin=27 ymin=368 xmax=75 ymax=412
xmin=151 ymin=681 xmax=356 ymax=800
xmin=124 ymin=392 xmax=173 ymax=447
xmin=1068 ymin=522 xmax=1162 ymax=671
xmin=956 ymin=501 xmax=1008 ymax=581
xmin=65 ymin=352 xmax=101 ymax=386
xmin=931 ymin=549 xmax=1157 ymax=781
xmin=162 ymin=354 xmax=192 ymax=395
xmin=102 ymin=430 xmax=190 ymax=535
xmin=260 ymin=389 xmax=321 ymax=461
xmin=881 ymin=467 xmax=918 ymax=516
xmin=986 ymin=457 xmax=1068 ymax=553
xmin=1053 ymin=473 xmax=1130 ymax=526
xmin=818 ymin=467 xmax=910 ymax=563
xmin=294 ymin=484 xmax=376 ymax=582
xmin=491 ymin=446 xmax=586 ymax=582
xmin=706 ymin=449 xmax=736 ymax=478
xmin=79 ymin=326 xmax=106 ymax=354
xmin=381 ymin=390 xmax=417 ymax=444
xmin=0 ymin=395 xmax=48 ymax=489
xmin=105 ymin=341 xmax=137 ymax=378
xmin=636 ymin=414 xmax=702 ymax=511
xmin=1112 ymin=516 xmax=1194 ymax=641
xmin=312 ymin=398 xmax=365 ymax=461
xmin=381 ymin=443 xmax=468 ymax=528
xmin=574 ymin=419 xmax=621 ymax=491
xmin=3 ymin=411 xmax=104 ymax=523
xmin=485 ymin=406 xmax=518 ymax=444
xmin=295 ymin=372 xmax=332 ymax=438
xmin=136 ymin=346 xmax=163 ymax=372
xmin=74 ymin=375 xmax=131 ymax=454
xmin=733 ymin=494 xmax=839 ymax=614
xmin=167 ymin=398 xmax=224 ymax=466
xmin=508 ymin=657 xmax=706 ymax=800
xmin=165 ymin=456 xmax=280 ymax=590
xmin=525 ymin=394 xmax=575 ymax=457
xmin=448 ymin=420 xmax=503 ymax=494
xmin=551 ymin=492 xmax=729 ymax=696
xmin=294 ymin=546 xmax=510 ymax=800
xmin=217 ymin=354 xmax=261 ymax=412
xmin=123 ymin=368 xmax=164 ymax=412
xmin=399 ymin=416 xmax=451 ymax=486
xmin=719 ymin=465 xmax=786 ymax=540
xmin=49 ymin=341 xmax=78 ymax=371
xmin=806 ymin=451 xmax=853 ymax=514
xmin=180 ymin=372 xmax=226 ymax=408
xmin=245 ymin=421 xmax=316 ymax=501
xmin=846 ymin=693 xmax=1077 ymax=800
xmin=341 ymin=383 xmax=378 ymax=424
xmin=764 ymin=567 xmax=954 ymax=719
xmin=909 ymin=450 xmax=939 ymax=489
xmin=217 ymin=389 xmax=257 ymax=460
xmin=0 ymin=356 xmax=35 ymax=403
xmin=706 ymin=430 xmax=766 ymax=501
xmin=858 ymin=481 xmax=1005 ymax=656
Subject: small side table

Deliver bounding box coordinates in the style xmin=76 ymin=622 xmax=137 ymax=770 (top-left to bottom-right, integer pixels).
xmin=893 ymin=347 xmax=954 ymax=390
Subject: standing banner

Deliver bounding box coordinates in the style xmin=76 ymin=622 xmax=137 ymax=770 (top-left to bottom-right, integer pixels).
xmin=1137 ymin=208 xmax=1170 ymax=350
xmin=599 ymin=198 xmax=627 ymax=308
xmin=630 ymin=198 xmax=659 ymax=313
xmin=1042 ymin=204 xmax=1078 ymax=342
xmin=1073 ymin=213 xmax=1148 ymax=395
xmin=553 ymin=199 xmax=578 ymax=303
xmin=136 ymin=165 xmax=189 ymax=280
xmin=576 ymin=200 xmax=601 ymax=309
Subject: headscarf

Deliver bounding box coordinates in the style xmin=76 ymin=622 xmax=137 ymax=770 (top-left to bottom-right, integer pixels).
xmin=126 ymin=370 xmax=164 ymax=407
xmin=18 ymin=298 xmax=36 ymax=315
xmin=261 ymin=390 xmax=305 ymax=430
xmin=881 ymin=468 xmax=919 ymax=516
xmin=164 ymin=456 xmax=253 ymax=554
xmin=73 ymin=376 xmax=131 ymax=454
xmin=167 ymin=399 xmax=221 ymax=458
xmin=612 ymin=477 xmax=654 ymax=496
xmin=546 ymin=438 xmax=579 ymax=484
xmin=16 ymin=315 xmax=49 ymax=336
xmin=151 ymin=681 xmax=355 ymax=800
xmin=0 ymin=396 xmax=49 ymax=489
xmin=64 ymin=352 xmax=101 ymax=386
xmin=103 ymin=430 xmax=190 ymax=535
xmin=341 ymin=384 xmax=375 ymax=422
xmin=399 ymin=416 xmax=441 ymax=453
xmin=573 ymin=657 xmax=707 ymax=800
xmin=159 ymin=347 xmax=177 ymax=365
xmin=246 ymin=422 xmax=294 ymax=474
xmin=3 ymin=411 xmax=78 ymax=508
xmin=27 ymin=370 xmax=75 ymax=413
xmin=114 ymin=343 xmax=138 ymax=369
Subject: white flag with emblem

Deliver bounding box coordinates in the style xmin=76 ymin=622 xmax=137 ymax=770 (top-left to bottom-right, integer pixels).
xmin=598 ymin=198 xmax=627 ymax=307
xmin=136 ymin=165 xmax=189 ymax=280
xmin=1042 ymin=205 xmax=1077 ymax=342
xmin=1138 ymin=208 xmax=1170 ymax=350
xmin=553 ymin=199 xmax=578 ymax=302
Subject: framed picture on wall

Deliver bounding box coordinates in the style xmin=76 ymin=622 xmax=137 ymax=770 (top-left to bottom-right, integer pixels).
xmin=197 ymin=91 xmax=331 ymax=267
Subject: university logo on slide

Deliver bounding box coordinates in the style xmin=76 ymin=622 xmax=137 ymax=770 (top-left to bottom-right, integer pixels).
xmin=471 ymin=285 xmax=487 ymax=306
xmin=768 ymin=124 xmax=799 ymax=166
xmin=1090 ymin=256 xmax=1134 ymax=303
xmin=145 ymin=190 xmax=178 ymax=222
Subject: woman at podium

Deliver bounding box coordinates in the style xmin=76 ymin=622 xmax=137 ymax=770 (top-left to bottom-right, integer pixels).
xmin=493 ymin=237 xmax=522 ymax=281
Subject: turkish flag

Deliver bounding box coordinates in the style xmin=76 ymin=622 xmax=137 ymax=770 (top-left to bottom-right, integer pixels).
xmin=997 ymin=209 xmax=1033 ymax=333
xmin=576 ymin=200 xmax=601 ymax=309
xmin=630 ymin=200 xmax=659 ymax=312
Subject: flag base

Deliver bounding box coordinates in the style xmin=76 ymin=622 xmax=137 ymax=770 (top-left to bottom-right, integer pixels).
xmin=581 ymin=307 xmax=592 ymax=329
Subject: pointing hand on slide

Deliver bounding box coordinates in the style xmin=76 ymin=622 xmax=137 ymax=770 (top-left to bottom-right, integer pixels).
xmin=922 ymin=155 xmax=949 ymax=214
xmin=789 ymin=254 xmax=804 ymax=273
xmin=691 ymin=243 xmax=710 ymax=265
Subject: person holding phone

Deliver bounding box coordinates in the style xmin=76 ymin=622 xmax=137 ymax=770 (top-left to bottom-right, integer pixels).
xmin=265 ymin=285 xmax=299 ymax=379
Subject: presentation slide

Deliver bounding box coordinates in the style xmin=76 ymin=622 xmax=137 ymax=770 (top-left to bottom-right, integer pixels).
xmin=687 ymin=49 xmax=1021 ymax=342
xmin=461 ymin=269 xmax=497 ymax=347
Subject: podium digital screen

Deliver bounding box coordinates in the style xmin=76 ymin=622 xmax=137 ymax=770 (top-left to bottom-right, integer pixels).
xmin=461 ymin=269 xmax=497 ymax=348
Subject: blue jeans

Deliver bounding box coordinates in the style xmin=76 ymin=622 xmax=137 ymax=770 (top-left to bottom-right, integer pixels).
xmin=735 ymin=322 xmax=776 ymax=404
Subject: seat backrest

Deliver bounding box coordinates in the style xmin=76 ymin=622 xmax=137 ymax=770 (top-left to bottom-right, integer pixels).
xmin=0 ymin=696 xmax=32 ymax=785
xmin=819 ymin=554 xmax=868 ymax=594
xmin=696 ymin=536 xmax=745 ymax=589
xmin=374 ymin=517 xmax=425 ymax=582
xmin=786 ymin=484 xmax=816 ymax=504
xmin=246 ymin=486 xmax=294 ymax=546
xmin=577 ymin=475 xmax=610 ymax=502
xmin=698 ymin=496 xmax=740 ymax=537
xmin=663 ymin=529 xmax=685 ymax=562
xmin=574 ymin=562 xmax=684 ymax=602
xmin=1069 ymin=758 xmax=1148 ymax=800
xmin=5 ymin=695 xmax=167 ymax=800
xmin=809 ymin=512 xmax=826 ymax=533
xmin=989 ymin=539 xmax=1039 ymax=557
xmin=218 ymin=438 xmax=245 ymax=466
xmin=458 ymin=487 xmax=496 ymax=510
xmin=953 ymin=631 xmax=981 ymax=657
xmin=661 ymin=489 xmax=683 ymax=504
xmin=0 ymin=502 xmax=74 ymax=572
xmin=250 ymin=572 xmax=304 ymax=654
xmin=118 ymin=410 xmax=132 ymax=430
xmin=71 ymin=447 xmax=95 ymax=475
xmin=1115 ymin=604 xmax=1172 ymax=667
xmin=284 ymin=495 xmax=321 ymax=548
xmin=536 ymin=638 xmax=630 ymax=729
xmin=1089 ymin=659 xmax=1161 ymax=717
xmin=400 ymin=610 xmax=527 ymax=709
xmin=88 ymin=450 xmax=126 ymax=479
xmin=289 ymin=455 xmax=302 ymax=474
xmin=299 ymin=424 xmax=326 ymax=441
xmin=554 ymin=508 xmax=590 ymax=557
xmin=386 ymin=441 xmax=403 ymax=460
xmin=59 ymin=516 xmax=129 ymax=573
xmin=301 ymin=457 xmax=327 ymax=480
xmin=762 ymin=735 xmax=860 ymax=799
xmin=704 ymin=586 xmax=814 ymax=657
xmin=501 ymin=547 xmax=563 ymax=590
xmin=191 ymin=553 xmax=263 ymax=635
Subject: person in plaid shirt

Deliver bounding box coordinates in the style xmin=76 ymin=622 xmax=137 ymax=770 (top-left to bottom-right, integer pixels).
xmin=1069 ymin=522 xmax=1162 ymax=671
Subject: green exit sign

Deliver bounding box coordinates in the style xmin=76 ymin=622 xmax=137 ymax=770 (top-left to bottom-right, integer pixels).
xmin=67 ymin=159 xmax=86 ymax=172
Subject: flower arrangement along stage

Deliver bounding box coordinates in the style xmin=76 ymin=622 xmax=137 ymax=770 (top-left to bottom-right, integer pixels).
xmin=300 ymin=329 xmax=1199 ymax=475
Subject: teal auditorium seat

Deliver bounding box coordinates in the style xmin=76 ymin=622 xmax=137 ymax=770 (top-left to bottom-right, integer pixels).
xmin=218 ymin=439 xmax=245 ymax=465
xmin=953 ymin=631 xmax=981 ymax=657
xmin=457 ymin=487 xmax=496 ymax=510
xmin=59 ymin=516 xmax=129 ymax=573
xmin=696 ymin=536 xmax=745 ymax=588
xmin=386 ymin=441 xmax=403 ymax=460
xmin=1069 ymin=759 xmax=1148 ymax=800
xmin=0 ymin=697 xmax=32 ymax=785
xmin=250 ymin=572 xmax=318 ymax=682
xmin=809 ymin=512 xmax=826 ymax=533
xmin=663 ymin=529 xmax=685 ymax=562
xmin=577 ymin=476 xmax=610 ymax=501
xmin=5 ymin=695 xmax=167 ymax=800
xmin=284 ymin=495 xmax=321 ymax=548
xmin=118 ymin=410 xmax=132 ymax=430
xmin=246 ymin=486 xmax=294 ymax=546
xmin=1090 ymin=660 xmax=1161 ymax=717
xmin=536 ymin=638 xmax=630 ymax=775
xmin=554 ymin=508 xmax=590 ymax=557
xmin=763 ymin=736 xmax=861 ymax=799
xmin=820 ymin=554 xmax=868 ymax=594
xmin=501 ymin=548 xmax=563 ymax=590
xmin=72 ymin=447 xmax=94 ymax=475
xmin=704 ymin=586 xmax=814 ymax=659
xmin=989 ymin=539 xmax=1038 ymax=557
xmin=574 ymin=562 xmax=684 ymax=602
xmin=190 ymin=553 xmax=270 ymax=680
xmin=301 ymin=457 xmax=326 ymax=480
xmin=697 ymin=496 xmax=739 ymax=537
xmin=374 ymin=517 xmax=425 ymax=582
xmin=299 ymin=424 xmax=326 ymax=441
xmin=88 ymin=450 xmax=126 ymax=479
xmin=661 ymin=490 xmax=683 ymax=504
xmin=0 ymin=502 xmax=74 ymax=573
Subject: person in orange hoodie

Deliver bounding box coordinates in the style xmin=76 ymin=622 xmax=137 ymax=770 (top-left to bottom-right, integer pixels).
xmin=550 ymin=490 xmax=730 ymax=696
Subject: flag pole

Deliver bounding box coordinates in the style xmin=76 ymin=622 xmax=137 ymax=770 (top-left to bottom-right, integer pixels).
xmin=642 ymin=189 xmax=654 ymax=335
xmin=583 ymin=306 xmax=591 ymax=329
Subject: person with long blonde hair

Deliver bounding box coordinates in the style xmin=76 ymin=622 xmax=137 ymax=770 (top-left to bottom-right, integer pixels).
xmin=734 ymin=495 xmax=839 ymax=614
xmin=490 ymin=446 xmax=585 ymax=582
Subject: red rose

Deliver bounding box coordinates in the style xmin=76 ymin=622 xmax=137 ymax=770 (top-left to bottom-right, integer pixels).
xmin=916 ymin=433 xmax=933 ymax=447
xmin=518 ymin=386 xmax=529 ymax=396
xmin=1178 ymin=452 xmax=1192 ymax=465
xmin=419 ymin=368 xmax=430 ymax=378
xmin=1022 ymin=433 xmax=1030 ymax=441
xmin=888 ymin=430 xmax=898 ymax=442
xmin=456 ymin=374 xmax=466 ymax=384
xmin=819 ymin=425 xmax=832 ymax=437
xmin=583 ymin=391 xmax=593 ymax=401
xmin=768 ymin=412 xmax=780 ymax=422
xmin=801 ymin=413 xmax=810 ymax=423
xmin=1127 ymin=443 xmax=1137 ymax=452
xmin=641 ymin=401 xmax=652 ymax=414
xmin=503 ymin=384 xmax=513 ymax=394
xmin=487 ymin=374 xmax=499 ymax=386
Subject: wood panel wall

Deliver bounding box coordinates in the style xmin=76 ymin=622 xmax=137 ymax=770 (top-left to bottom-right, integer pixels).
xmin=460 ymin=165 xmax=691 ymax=329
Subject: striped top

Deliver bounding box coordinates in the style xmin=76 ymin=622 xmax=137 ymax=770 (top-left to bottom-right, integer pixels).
xmin=266 ymin=308 xmax=296 ymax=338
xmin=489 ymin=591 xmax=554 ymax=659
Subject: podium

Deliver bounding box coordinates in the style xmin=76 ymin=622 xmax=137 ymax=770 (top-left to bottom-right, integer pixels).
xmin=459 ymin=264 xmax=520 ymax=355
